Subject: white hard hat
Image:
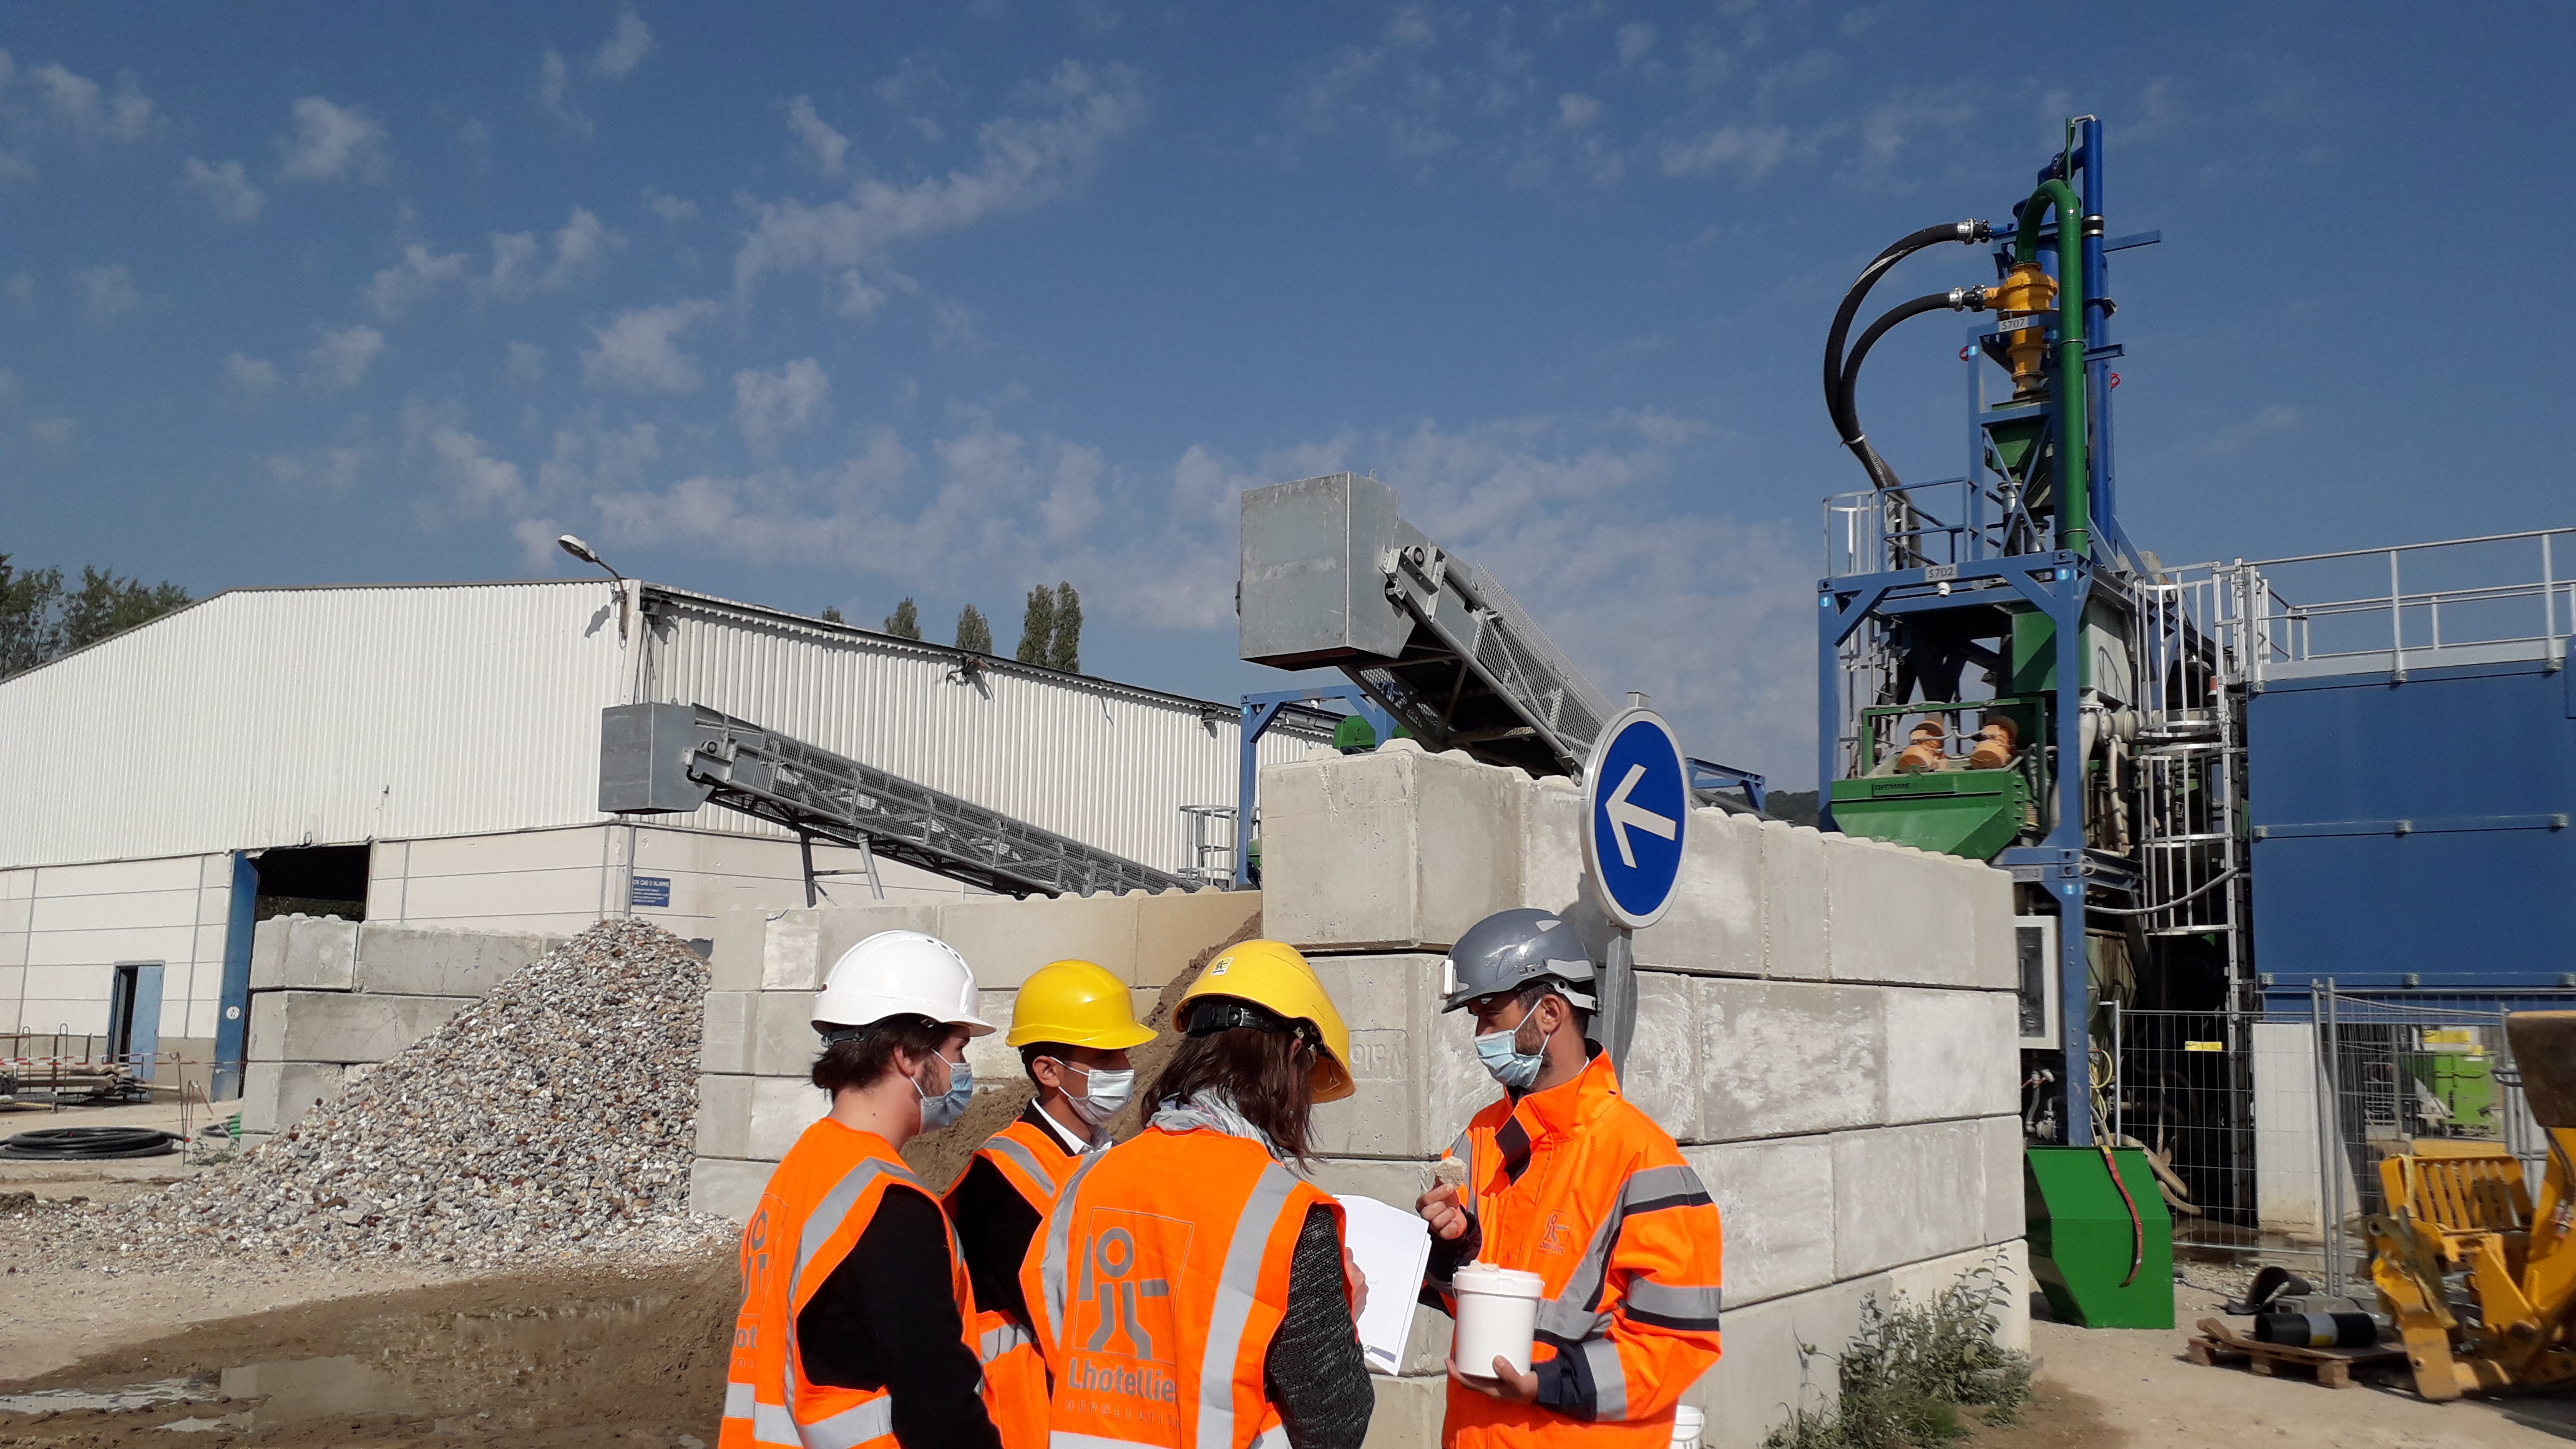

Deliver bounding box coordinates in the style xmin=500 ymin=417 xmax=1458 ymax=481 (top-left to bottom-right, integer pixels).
xmin=811 ymin=930 xmax=997 ymax=1038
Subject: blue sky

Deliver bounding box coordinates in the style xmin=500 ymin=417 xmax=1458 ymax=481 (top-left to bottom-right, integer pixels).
xmin=6 ymin=4 xmax=2572 ymax=784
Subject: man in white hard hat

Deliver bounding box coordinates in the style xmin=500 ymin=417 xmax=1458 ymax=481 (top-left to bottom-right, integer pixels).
xmin=716 ymin=929 xmax=1005 ymax=1449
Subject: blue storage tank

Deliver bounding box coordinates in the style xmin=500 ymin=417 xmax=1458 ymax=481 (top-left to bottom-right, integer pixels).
xmin=2249 ymin=656 xmax=2575 ymax=998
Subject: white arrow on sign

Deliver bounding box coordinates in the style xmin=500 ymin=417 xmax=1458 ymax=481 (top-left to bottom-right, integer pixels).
xmin=1604 ymin=763 xmax=1679 ymax=869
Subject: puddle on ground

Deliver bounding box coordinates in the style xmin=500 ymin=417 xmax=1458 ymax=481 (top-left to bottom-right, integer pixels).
xmin=0 ymin=1376 xmax=213 ymax=1414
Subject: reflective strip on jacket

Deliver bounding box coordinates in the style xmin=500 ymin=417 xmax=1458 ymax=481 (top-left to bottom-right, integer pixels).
xmin=950 ymin=1117 xmax=1085 ymax=1449
xmin=1433 ymin=1050 xmax=1724 ymax=1449
xmin=719 ymin=1118 xmax=986 ymax=1449
xmin=1018 ymin=1121 xmax=1340 ymax=1449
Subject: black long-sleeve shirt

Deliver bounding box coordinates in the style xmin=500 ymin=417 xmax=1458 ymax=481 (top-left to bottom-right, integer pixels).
xmin=1267 ymin=1203 xmax=1374 ymax=1449
xmin=796 ymin=1185 xmax=1004 ymax=1449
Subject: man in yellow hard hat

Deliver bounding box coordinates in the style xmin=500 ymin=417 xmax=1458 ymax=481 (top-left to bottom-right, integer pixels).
xmin=944 ymin=959 xmax=1158 ymax=1449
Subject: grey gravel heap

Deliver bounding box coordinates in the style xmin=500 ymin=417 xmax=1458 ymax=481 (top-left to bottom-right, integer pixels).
xmin=64 ymin=918 xmax=729 ymax=1269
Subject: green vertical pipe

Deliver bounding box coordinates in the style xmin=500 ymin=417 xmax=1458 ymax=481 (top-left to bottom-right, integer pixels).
xmin=2012 ymin=179 xmax=2088 ymax=557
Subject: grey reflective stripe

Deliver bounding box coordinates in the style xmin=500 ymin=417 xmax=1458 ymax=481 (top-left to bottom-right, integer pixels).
xmin=1052 ymin=1435 xmax=1160 ymax=1449
xmin=1580 ymin=1337 xmax=1627 ymax=1420
xmin=724 ymin=1380 xmax=759 ymax=1419
xmin=796 ymin=1394 xmax=895 ymax=1449
xmin=1039 ymin=1151 xmax=1113 ymax=1342
xmin=1531 ymin=1163 xmax=1713 ymax=1339
xmin=794 ymin=1158 xmax=926 ymax=1292
xmin=983 ymin=1133 xmax=1050 ymax=1193
xmin=753 ymin=1402 xmax=801 ymax=1447
xmin=1250 ymin=1424 xmax=1289 ymax=1449
xmin=981 ymin=1318 xmax=1034 ymax=1362
xmin=1621 ymin=1279 xmax=1724 ymax=1330
xmin=1195 ymin=1164 xmax=1305 ymax=1449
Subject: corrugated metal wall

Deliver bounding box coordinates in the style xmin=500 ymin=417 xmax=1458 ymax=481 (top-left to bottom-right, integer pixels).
xmin=1 ymin=580 xmax=1327 ymax=876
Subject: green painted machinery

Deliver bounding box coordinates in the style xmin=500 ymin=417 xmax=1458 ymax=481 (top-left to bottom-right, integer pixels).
xmin=1827 ymin=770 xmax=2026 ymax=858
xmin=2025 ymin=1145 xmax=2174 ymax=1329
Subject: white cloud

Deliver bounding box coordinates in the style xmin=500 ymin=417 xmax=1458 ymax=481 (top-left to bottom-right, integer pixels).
xmin=178 ymin=157 xmax=264 ymax=220
xmin=489 ymin=207 xmax=617 ymax=299
xmin=76 ymin=264 xmax=140 ymax=319
xmin=1556 ymin=93 xmax=1601 ymax=129
xmin=0 ymin=368 xmax=17 ymax=398
xmin=512 ymin=516 xmax=568 ymax=572
xmin=580 ymin=298 xmax=721 ymax=392
xmin=590 ymin=12 xmax=654 ymax=78
xmin=1660 ymin=125 xmax=1796 ymax=178
xmin=642 ymin=185 xmax=698 ymax=223
xmin=734 ymin=61 xmax=1144 ymax=293
xmin=28 ymin=416 xmax=74 ymax=446
xmin=280 ymin=97 xmax=388 ymax=182
xmin=505 ymin=341 xmax=545 ymax=383
xmin=4 ymin=273 xmax=30 ymax=303
xmin=305 ymin=324 xmax=386 ymax=388
xmin=225 ymin=353 xmax=278 ymax=393
xmin=267 ymin=446 xmax=364 ymax=490
xmin=540 ymin=51 xmax=591 ymax=136
xmin=1616 ymin=23 xmax=1657 ymax=64
xmin=734 ymin=358 xmax=830 ymax=456
xmin=31 ymin=62 xmax=154 ymax=142
xmin=417 ymin=414 xmax=526 ymax=517
xmin=785 ymin=95 xmax=851 ymax=175
xmin=364 ymin=243 xmax=471 ymax=317
xmin=2205 ymin=402 xmax=2305 ymax=456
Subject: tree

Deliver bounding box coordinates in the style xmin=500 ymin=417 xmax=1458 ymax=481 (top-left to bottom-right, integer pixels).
xmin=884 ymin=597 xmax=922 ymax=639
xmin=59 ymin=567 xmax=190 ymax=653
xmin=955 ymin=603 xmax=992 ymax=655
xmin=819 ymin=605 xmax=846 ymax=625
xmin=1015 ymin=585 xmax=1057 ymax=664
xmin=0 ymin=556 xmax=64 ymax=679
xmin=0 ymin=557 xmax=188 ymax=679
xmin=1048 ymin=582 xmax=1081 ymax=674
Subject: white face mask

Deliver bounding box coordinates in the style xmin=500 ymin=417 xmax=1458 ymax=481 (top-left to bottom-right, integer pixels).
xmin=915 ymin=1052 xmax=973 ymax=1132
xmin=1056 ymin=1061 xmax=1137 ymax=1128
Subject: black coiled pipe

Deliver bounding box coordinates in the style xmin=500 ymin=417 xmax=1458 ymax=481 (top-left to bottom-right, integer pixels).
xmin=1822 ymin=220 xmax=1987 ymax=492
xmin=0 ymin=1126 xmax=180 ymax=1161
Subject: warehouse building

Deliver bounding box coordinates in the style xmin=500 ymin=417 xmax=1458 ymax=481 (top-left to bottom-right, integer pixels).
xmin=0 ymin=577 xmax=1329 ymax=1094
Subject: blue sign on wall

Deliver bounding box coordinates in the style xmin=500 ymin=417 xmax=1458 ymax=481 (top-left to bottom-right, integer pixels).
xmin=1583 ymin=710 xmax=1689 ymax=929
xmin=630 ymin=874 xmax=671 ymax=908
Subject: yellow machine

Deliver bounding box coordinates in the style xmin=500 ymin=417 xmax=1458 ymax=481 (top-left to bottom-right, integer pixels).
xmin=2365 ymin=1010 xmax=2576 ymax=1400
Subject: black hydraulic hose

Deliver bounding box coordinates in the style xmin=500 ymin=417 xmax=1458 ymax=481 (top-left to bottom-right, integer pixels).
xmin=0 ymin=1126 xmax=180 ymax=1161
xmin=1822 ymin=220 xmax=1989 ymax=481
xmin=1833 ymin=288 xmax=1988 ymax=498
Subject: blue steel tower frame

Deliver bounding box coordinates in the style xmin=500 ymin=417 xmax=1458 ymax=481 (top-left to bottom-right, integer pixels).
xmin=1815 ymin=117 xmax=2153 ymax=1145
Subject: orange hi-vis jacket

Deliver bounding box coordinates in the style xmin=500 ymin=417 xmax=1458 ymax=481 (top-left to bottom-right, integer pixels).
xmin=1433 ymin=1050 xmax=1724 ymax=1449
xmin=950 ymin=1116 xmax=1086 ymax=1449
xmin=721 ymin=1118 xmax=990 ymax=1449
xmin=1019 ymin=1120 xmax=1342 ymax=1449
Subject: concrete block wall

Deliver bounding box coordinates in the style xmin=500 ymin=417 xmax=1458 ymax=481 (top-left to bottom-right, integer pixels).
xmin=239 ymin=915 xmax=558 ymax=1139
xmin=686 ymin=887 xmax=1264 ymax=1221
xmin=1259 ymin=742 xmax=2025 ymax=1449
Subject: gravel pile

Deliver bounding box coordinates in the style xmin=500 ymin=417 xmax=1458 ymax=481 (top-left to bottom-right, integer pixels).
xmin=26 ymin=918 xmax=731 ymax=1271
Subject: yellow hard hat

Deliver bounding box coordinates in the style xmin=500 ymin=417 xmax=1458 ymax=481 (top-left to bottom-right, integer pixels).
xmin=1007 ymin=959 xmax=1158 ymax=1051
xmin=1179 ymin=939 xmax=1354 ymax=1103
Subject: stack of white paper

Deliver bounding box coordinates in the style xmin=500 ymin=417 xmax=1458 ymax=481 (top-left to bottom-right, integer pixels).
xmin=1335 ymin=1193 xmax=1435 ymax=1374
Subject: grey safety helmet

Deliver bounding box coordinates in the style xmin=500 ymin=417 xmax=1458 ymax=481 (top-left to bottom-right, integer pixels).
xmin=1439 ymin=908 xmax=1597 ymax=1013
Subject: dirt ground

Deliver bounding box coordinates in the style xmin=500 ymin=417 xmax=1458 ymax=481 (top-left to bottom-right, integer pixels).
xmin=1969 ymin=1283 xmax=2576 ymax=1449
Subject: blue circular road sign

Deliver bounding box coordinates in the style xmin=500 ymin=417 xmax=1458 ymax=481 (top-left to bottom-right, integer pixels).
xmin=1582 ymin=709 xmax=1689 ymax=929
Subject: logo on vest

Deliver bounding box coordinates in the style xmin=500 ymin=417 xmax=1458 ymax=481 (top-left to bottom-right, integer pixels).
xmin=1066 ymin=1212 xmax=1189 ymax=1429
xmin=1539 ymin=1211 xmax=1573 ymax=1256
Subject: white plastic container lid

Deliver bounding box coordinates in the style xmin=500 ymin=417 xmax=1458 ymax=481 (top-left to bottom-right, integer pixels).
xmin=1451 ymin=1262 xmax=1544 ymax=1299
xmin=1672 ymin=1406 xmax=1706 ymax=1435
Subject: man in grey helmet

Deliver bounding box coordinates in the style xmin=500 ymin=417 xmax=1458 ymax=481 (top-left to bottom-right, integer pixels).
xmin=1412 ymin=908 xmax=1725 ymax=1449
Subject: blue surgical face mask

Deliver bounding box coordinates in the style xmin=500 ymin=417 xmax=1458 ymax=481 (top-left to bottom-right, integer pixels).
xmin=916 ymin=1053 xmax=973 ymax=1132
xmin=1474 ymin=1018 xmax=1545 ymax=1091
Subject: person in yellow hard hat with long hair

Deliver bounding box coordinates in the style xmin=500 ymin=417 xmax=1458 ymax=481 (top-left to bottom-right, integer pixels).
xmin=1018 ymin=939 xmax=1375 ymax=1449
xmin=944 ymin=959 xmax=1158 ymax=1449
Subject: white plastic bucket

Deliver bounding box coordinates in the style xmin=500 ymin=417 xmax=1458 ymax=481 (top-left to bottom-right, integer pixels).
xmin=1671 ymin=1404 xmax=1705 ymax=1449
xmin=1450 ymin=1262 xmax=1544 ymax=1377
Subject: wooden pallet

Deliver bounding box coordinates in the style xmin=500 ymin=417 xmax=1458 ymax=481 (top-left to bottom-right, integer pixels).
xmin=2185 ymin=1317 xmax=2407 ymax=1388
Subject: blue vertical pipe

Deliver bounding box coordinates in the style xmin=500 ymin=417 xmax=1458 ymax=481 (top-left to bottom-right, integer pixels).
xmin=2077 ymin=118 xmax=2114 ymax=553
xmin=210 ymin=851 xmax=258 ymax=1100
xmin=1817 ymin=592 xmax=1842 ymax=832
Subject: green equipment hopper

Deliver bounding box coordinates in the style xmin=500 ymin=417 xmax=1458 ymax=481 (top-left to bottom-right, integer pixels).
xmin=1827 ymin=769 xmax=2026 ymax=861
xmin=2025 ymin=1145 xmax=2174 ymax=1329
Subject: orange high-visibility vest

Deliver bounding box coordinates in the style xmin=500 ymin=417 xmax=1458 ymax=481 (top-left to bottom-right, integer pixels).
xmin=949 ymin=1116 xmax=1086 ymax=1449
xmin=720 ymin=1118 xmax=988 ymax=1449
xmin=1018 ymin=1122 xmax=1341 ymax=1449
xmin=1434 ymin=1051 xmax=1724 ymax=1449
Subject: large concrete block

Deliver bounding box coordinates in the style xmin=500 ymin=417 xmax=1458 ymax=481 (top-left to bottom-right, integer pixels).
xmin=1961 ymin=861 xmax=2017 ymax=992
xmin=248 ymin=915 xmax=358 ymax=992
xmin=1881 ymin=988 xmax=2017 ymax=1125
xmin=1684 ymin=1272 xmax=1880 ymax=1449
xmin=1623 ymin=970 xmax=1700 ymax=1139
xmin=1262 ymin=744 xmax=1524 ymax=954
xmin=1362 ymin=1373 xmax=1445 ymax=1449
xmin=1976 ymin=1115 xmax=2024 ymax=1249
xmin=701 ymin=991 xmax=756 ymax=1075
xmin=749 ymin=1075 xmax=832 ymax=1161
xmin=1634 ymin=809 xmax=1763 ymax=977
xmin=696 ymin=1073 xmax=753 ymax=1160
xmin=690 ymin=1156 xmax=770 ymax=1223
xmin=1695 ymin=978 xmax=1883 ymax=1141
xmin=711 ymin=905 xmax=769 ymax=993
xmin=1517 ymin=776 xmax=1586 ymax=914
xmin=1133 ymin=889 xmax=1264 ymax=987
xmin=1758 ymin=822 xmax=1827 ymax=983
xmin=238 ymin=1060 xmax=346 ymax=1135
xmin=944 ymin=894 xmax=1140 ymax=989
xmin=753 ymin=991 xmax=821 ymax=1077
xmin=1829 ymin=1119 xmax=1990 ymax=1277
xmin=814 ymin=903 xmax=948 ymax=983
xmin=1823 ymin=838 xmax=1980 ymax=988
xmin=964 ymin=989 xmax=1024 ymax=1086
xmin=353 ymin=922 xmax=552 ymax=997
xmin=1883 ymin=1238 xmax=2030 ymax=1355
xmin=1685 ymin=1137 xmax=1835 ymax=1307
xmin=1305 ymin=953 xmax=1500 ymax=1160
xmin=761 ymin=909 xmax=825 ymax=992
xmin=1310 ymin=1156 xmax=1437 ymax=1209
xmin=246 ymin=990 xmax=475 ymax=1064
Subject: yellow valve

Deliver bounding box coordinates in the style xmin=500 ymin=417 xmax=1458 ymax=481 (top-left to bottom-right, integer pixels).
xmin=1989 ymin=260 xmax=2058 ymax=399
